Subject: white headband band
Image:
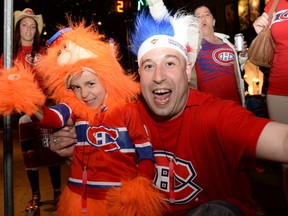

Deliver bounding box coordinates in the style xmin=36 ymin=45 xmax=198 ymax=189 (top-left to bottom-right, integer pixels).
xmin=137 ymin=34 xmax=187 ymax=66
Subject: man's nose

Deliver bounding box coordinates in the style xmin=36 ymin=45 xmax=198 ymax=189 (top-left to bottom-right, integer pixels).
xmin=153 ymin=66 xmax=166 ymax=83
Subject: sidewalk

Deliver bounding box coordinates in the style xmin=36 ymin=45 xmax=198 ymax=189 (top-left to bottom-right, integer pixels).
xmin=0 ymin=130 xmax=70 ymax=216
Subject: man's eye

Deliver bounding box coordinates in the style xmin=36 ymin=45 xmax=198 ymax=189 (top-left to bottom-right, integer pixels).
xmin=144 ymin=64 xmax=153 ymax=70
xmin=166 ymin=62 xmax=175 ymax=67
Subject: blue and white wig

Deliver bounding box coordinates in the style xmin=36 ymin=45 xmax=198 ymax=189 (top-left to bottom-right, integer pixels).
xmin=130 ymin=0 xmax=201 ymax=67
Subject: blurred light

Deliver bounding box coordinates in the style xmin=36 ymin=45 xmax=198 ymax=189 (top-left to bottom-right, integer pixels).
xmin=251 ymin=0 xmax=259 ymax=9
xmin=97 ymin=21 xmax=102 ymax=26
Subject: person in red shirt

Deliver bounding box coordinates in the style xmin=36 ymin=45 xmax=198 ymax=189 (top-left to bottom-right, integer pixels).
xmin=253 ymin=0 xmax=288 ymax=205
xmin=1 ymin=8 xmax=63 ymax=209
xmin=48 ymin=0 xmax=288 ymax=215
xmin=191 ymin=5 xmax=248 ymax=106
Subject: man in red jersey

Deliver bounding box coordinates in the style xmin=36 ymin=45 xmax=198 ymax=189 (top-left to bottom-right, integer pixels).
xmin=49 ymin=0 xmax=288 ymax=215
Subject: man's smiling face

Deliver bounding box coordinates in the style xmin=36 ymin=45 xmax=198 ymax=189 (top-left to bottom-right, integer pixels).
xmin=138 ymin=47 xmax=191 ymax=120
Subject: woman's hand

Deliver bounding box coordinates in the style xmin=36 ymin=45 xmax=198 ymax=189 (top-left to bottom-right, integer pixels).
xmin=49 ymin=118 xmax=77 ymax=157
xmin=253 ymin=12 xmax=270 ymax=34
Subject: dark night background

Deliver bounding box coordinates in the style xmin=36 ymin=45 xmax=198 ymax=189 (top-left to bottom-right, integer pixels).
xmin=1 ymin=2 xmax=288 ymax=215
xmin=1 ymin=0 xmax=264 ymax=70
xmin=0 ymin=0 xmax=195 ymax=70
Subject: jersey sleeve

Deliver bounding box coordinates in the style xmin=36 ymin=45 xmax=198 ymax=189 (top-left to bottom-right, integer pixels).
xmin=205 ymin=99 xmax=271 ymax=169
xmin=123 ymin=103 xmax=155 ymax=164
xmin=40 ymin=103 xmax=72 ymax=128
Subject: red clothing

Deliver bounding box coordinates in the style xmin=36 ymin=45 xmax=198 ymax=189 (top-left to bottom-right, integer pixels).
xmin=19 ymin=115 xmax=64 ymax=169
xmin=265 ymin=0 xmax=288 ymax=96
xmin=1 ymin=45 xmax=46 ymax=89
xmin=15 ymin=45 xmax=62 ymax=169
xmin=195 ymin=39 xmax=242 ymax=104
xmin=1 ymin=45 xmax=44 ymax=67
xmin=138 ymin=89 xmax=271 ymax=215
xmin=40 ymin=103 xmax=155 ymax=200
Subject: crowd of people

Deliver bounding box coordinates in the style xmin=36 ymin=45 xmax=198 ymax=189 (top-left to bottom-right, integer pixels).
xmin=1 ymin=0 xmax=288 ymax=215
xmin=48 ymin=0 xmax=288 ymax=216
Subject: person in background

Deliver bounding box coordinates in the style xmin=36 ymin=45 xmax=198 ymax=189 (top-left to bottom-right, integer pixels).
xmin=2 ymin=8 xmax=64 ymax=208
xmin=48 ymin=0 xmax=288 ymax=215
xmin=253 ymin=0 xmax=288 ymax=205
xmin=190 ymin=4 xmax=248 ymax=106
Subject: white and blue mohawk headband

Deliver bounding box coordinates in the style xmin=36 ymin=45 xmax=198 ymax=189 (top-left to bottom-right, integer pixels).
xmin=130 ymin=0 xmax=201 ymax=67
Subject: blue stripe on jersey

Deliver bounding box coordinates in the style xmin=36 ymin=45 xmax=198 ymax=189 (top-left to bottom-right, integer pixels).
xmin=75 ymin=123 xmax=154 ymax=162
xmin=135 ymin=143 xmax=155 ymax=163
xmin=49 ymin=103 xmax=72 ymax=126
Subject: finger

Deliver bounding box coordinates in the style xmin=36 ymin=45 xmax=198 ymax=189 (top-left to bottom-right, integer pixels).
xmin=66 ymin=117 xmax=74 ymax=126
xmin=56 ymin=144 xmax=75 ymax=157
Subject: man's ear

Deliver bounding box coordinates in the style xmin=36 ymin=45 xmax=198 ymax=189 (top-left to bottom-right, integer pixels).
xmin=213 ymin=19 xmax=216 ymax=27
xmin=186 ymin=62 xmax=193 ymax=81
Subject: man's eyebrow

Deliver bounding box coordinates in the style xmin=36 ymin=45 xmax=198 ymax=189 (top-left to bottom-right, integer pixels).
xmin=141 ymin=58 xmax=153 ymax=66
xmin=165 ymin=54 xmax=180 ymax=59
xmin=140 ymin=53 xmax=181 ymax=65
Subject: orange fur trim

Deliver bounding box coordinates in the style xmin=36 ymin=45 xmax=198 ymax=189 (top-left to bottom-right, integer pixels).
xmin=57 ymin=186 xmax=108 ymax=216
xmin=106 ymin=176 xmax=169 ymax=216
xmin=0 ymin=63 xmax=45 ymax=115
xmin=36 ymin=20 xmax=140 ymax=123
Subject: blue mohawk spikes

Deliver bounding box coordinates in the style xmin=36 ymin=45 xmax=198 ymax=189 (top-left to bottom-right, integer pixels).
xmin=130 ymin=0 xmax=201 ymax=67
xmin=130 ymin=11 xmax=174 ymax=56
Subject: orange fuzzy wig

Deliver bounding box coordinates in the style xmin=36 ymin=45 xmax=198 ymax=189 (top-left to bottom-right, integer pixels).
xmin=0 ymin=63 xmax=45 ymax=115
xmin=35 ymin=20 xmax=140 ymax=123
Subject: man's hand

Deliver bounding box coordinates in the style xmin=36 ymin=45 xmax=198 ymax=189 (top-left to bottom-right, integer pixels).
xmin=49 ymin=118 xmax=77 ymax=157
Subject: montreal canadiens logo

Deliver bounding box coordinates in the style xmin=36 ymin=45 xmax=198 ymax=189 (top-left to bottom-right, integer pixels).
xmin=25 ymin=53 xmax=43 ymax=66
xmin=275 ymin=9 xmax=288 ymax=23
xmin=212 ymin=48 xmax=234 ymax=66
xmin=154 ymin=151 xmax=202 ymax=204
xmin=86 ymin=126 xmax=120 ymax=152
